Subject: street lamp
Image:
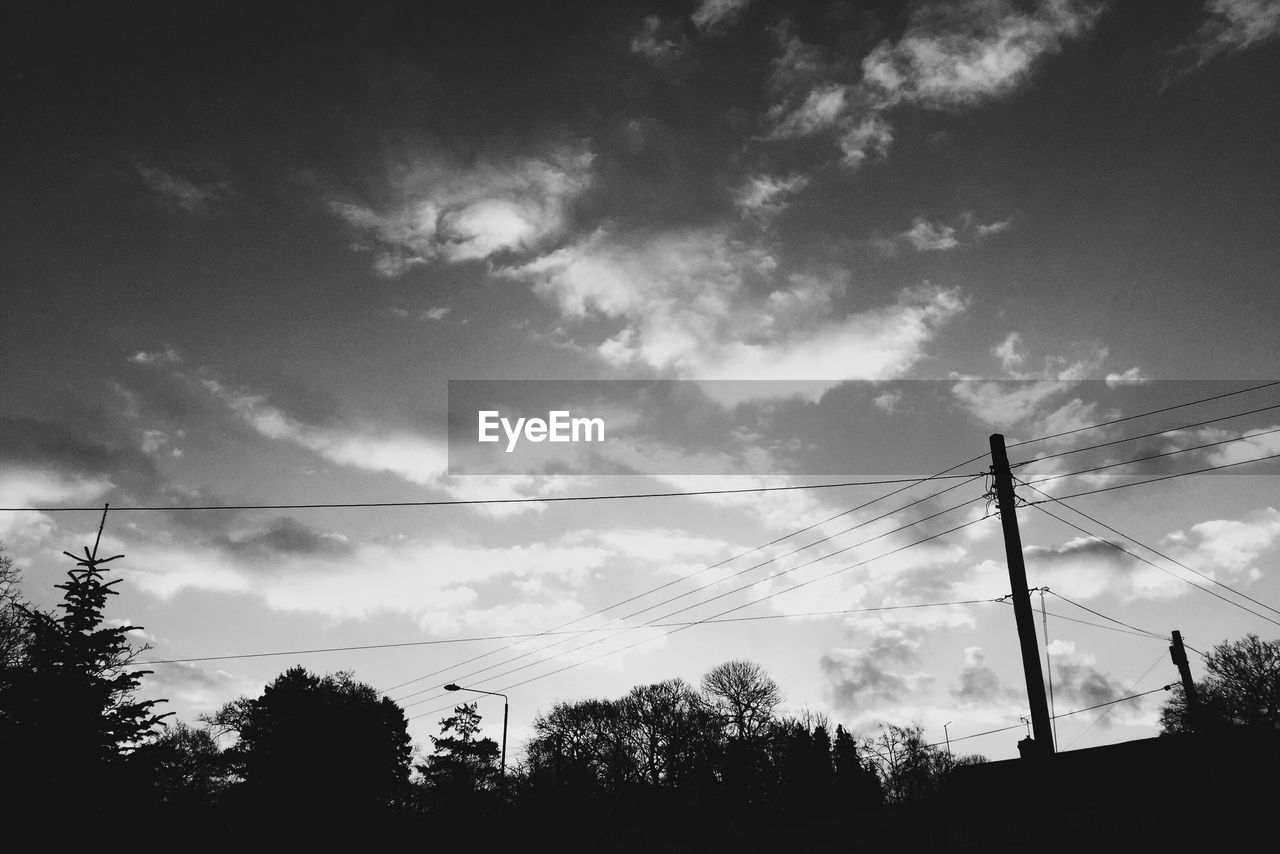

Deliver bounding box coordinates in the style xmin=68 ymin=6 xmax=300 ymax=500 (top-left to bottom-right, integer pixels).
xmin=443 ymin=684 xmax=508 ymax=789
xmin=943 ymin=721 xmax=952 ymax=756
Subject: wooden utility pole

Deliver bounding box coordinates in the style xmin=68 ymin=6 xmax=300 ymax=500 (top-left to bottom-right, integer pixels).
xmin=1169 ymin=630 xmax=1201 ymax=729
xmin=989 ymin=434 xmax=1055 ymax=756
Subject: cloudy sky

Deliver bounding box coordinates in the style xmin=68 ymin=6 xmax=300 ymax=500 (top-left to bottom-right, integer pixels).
xmin=4 ymin=0 xmax=1280 ymax=760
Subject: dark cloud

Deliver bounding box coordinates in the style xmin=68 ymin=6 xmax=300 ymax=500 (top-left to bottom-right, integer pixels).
xmin=1052 ymin=659 xmax=1132 ymax=723
xmin=1024 ymin=537 xmax=1136 ymax=571
xmin=951 ymin=648 xmax=1014 ymax=705
xmin=143 ymin=661 xmax=238 ymax=693
xmin=821 ymin=631 xmax=930 ymax=713
xmin=0 ymin=416 xmax=162 ymax=499
xmin=215 ymin=517 xmax=353 ymax=561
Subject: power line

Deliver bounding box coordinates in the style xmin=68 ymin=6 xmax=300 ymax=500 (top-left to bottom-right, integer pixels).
xmin=1021 ymin=485 xmax=1280 ymax=630
xmin=1024 ymin=450 xmax=1280 ymax=503
xmin=1045 ymin=590 xmax=1167 ymax=641
xmin=988 ymin=601 xmax=1177 ymax=640
xmin=1016 ymin=477 xmax=1280 ymax=619
xmin=395 ymin=491 xmax=986 ymax=707
xmin=408 ymin=515 xmax=993 ymax=721
xmin=385 ymin=471 xmax=987 ymax=699
xmin=129 ymin=598 xmax=1003 ymax=667
xmin=1016 ymin=426 xmax=1280 ymax=485
xmin=1066 ymin=650 xmax=1168 ymax=749
xmin=1009 ymin=401 xmax=1280 ymax=467
xmin=1006 ymin=380 xmax=1280 ymax=449
xmin=1 ymin=472 xmax=985 ymax=513
xmin=933 ymin=684 xmax=1175 ymax=748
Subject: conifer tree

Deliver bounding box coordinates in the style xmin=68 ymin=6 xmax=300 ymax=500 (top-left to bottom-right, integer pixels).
xmin=1 ymin=530 xmax=170 ymax=806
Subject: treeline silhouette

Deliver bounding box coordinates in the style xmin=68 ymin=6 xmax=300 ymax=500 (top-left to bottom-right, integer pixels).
xmin=5 ymin=539 xmax=1279 ymax=850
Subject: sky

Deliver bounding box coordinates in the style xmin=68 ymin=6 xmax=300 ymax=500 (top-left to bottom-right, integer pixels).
xmin=3 ymin=0 xmax=1280 ymax=762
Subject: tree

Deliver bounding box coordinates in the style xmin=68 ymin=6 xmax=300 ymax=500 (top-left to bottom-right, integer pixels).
xmin=833 ymin=724 xmax=883 ymax=809
xmin=212 ymin=666 xmax=411 ymax=818
xmin=1160 ymin=633 xmax=1280 ymax=733
xmin=0 ymin=545 xmax=28 ymax=672
xmin=619 ymin=678 xmax=709 ymax=788
xmin=860 ymin=723 xmax=984 ymax=805
xmin=700 ymin=659 xmax=782 ymax=743
xmin=1 ymin=540 xmax=169 ymax=810
xmin=419 ymin=701 xmax=500 ymax=802
xmin=133 ymin=720 xmax=231 ymax=813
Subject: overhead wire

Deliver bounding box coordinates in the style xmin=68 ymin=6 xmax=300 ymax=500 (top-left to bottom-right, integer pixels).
xmin=1 ymin=472 xmax=984 ymax=513
xmin=1005 ymin=379 xmax=1280 ymax=449
xmin=1009 ymin=401 xmax=1280 ymax=467
xmin=932 ymin=684 xmax=1175 ymax=748
xmin=1023 ymin=450 xmax=1280 ymax=503
xmin=1014 ymin=426 xmax=1280 ymax=485
xmin=408 ymin=513 xmax=994 ymax=721
xmin=130 ymin=598 xmax=1003 ymax=667
xmin=1017 ymin=476 xmax=1280 ymax=618
xmin=396 ymin=489 xmax=988 ymax=707
xmin=382 ymin=459 xmax=990 ymax=697
xmin=1018 ymin=481 xmax=1280 ymax=630
xmin=1066 ymin=650 xmax=1169 ymax=749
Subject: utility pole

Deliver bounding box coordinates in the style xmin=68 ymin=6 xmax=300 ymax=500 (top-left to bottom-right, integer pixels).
xmin=989 ymin=434 xmax=1055 ymax=756
xmin=1169 ymin=630 xmax=1201 ymax=730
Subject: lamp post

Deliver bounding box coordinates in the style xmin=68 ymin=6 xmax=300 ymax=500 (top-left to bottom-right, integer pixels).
xmin=443 ymin=684 xmax=508 ymax=790
xmin=943 ymin=721 xmax=952 ymax=757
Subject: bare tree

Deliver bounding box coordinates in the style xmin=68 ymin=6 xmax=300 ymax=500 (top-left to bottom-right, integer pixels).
xmin=0 ymin=546 xmax=28 ymax=671
xmin=1160 ymin=632 xmax=1280 ymax=732
xmin=700 ymin=659 xmax=782 ymax=742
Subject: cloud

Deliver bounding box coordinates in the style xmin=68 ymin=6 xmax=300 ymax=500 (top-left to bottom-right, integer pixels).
xmin=769 ymin=85 xmax=848 ymax=138
xmin=903 ymin=218 xmax=960 ymax=252
xmin=201 ymin=378 xmax=449 ymax=486
xmin=1046 ymin=641 xmax=1131 ymax=715
xmin=330 ymin=146 xmax=593 ymax=275
xmin=765 ymin=1 xmax=1102 ymax=168
xmin=692 ymin=0 xmax=753 ymax=33
xmin=1165 ymin=507 xmax=1280 ymax=578
xmin=131 ymin=159 xmax=234 ymax=214
xmin=141 ymin=662 xmax=253 ymax=713
xmin=114 ymin=527 xmax=619 ymax=634
xmin=733 ymin=174 xmax=809 ymax=217
xmin=838 ymin=115 xmax=895 ymax=170
xmin=1175 ymin=0 xmax=1280 ymax=73
xmin=1105 ymin=367 xmax=1149 ymax=387
xmin=952 ymin=646 xmax=1017 ymax=705
xmin=214 ymin=516 xmax=354 ymax=561
xmin=505 ymin=229 xmax=965 ymax=387
xmin=949 ymin=336 xmax=1143 ymax=436
xmin=822 ymin=629 xmax=933 ymax=712
xmin=631 ymin=15 xmax=689 ymax=66
xmin=861 ymin=0 xmax=1104 ymax=109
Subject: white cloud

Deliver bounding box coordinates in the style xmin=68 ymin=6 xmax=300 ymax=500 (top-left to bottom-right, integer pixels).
xmin=200 ymin=378 xmax=448 ymax=486
xmin=767 ymin=1 xmax=1102 ymax=168
xmin=330 ymin=147 xmax=593 ymax=275
xmin=0 ymin=468 xmax=113 ymax=544
xmin=733 ymin=173 xmax=809 ymax=217
xmin=1105 ymin=367 xmax=1149 ymax=387
xmin=862 ymin=0 xmax=1104 ymax=109
xmin=838 ymin=115 xmax=894 ymax=170
xmin=1179 ymin=0 xmax=1280 ymax=71
xmin=506 ymin=229 xmax=964 ymax=388
xmin=769 ymin=86 xmax=848 ymax=138
xmin=1204 ymin=426 xmax=1280 ymax=468
xmin=903 ymin=218 xmax=960 ymax=252
xmin=692 ymin=0 xmax=753 ymax=33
